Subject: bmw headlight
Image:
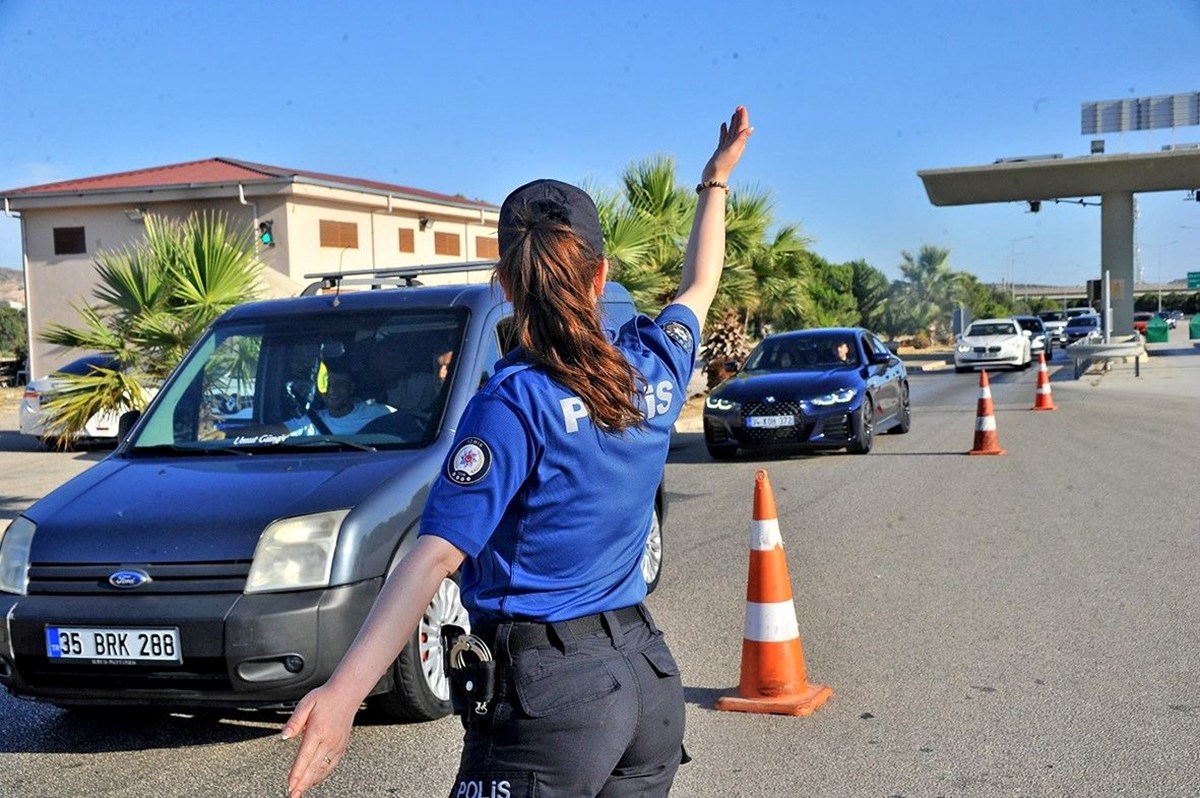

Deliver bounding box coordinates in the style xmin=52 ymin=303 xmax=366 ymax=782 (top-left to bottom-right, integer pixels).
xmin=245 ymin=509 xmax=349 ymax=594
xmin=956 ymin=343 xmax=971 ymax=353
xmin=809 ymin=388 xmax=858 ymax=406
xmin=705 ymin=395 xmax=741 ymax=412
xmin=0 ymin=516 xmax=36 ymax=595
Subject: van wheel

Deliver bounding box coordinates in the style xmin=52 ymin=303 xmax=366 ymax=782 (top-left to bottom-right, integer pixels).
xmin=642 ymin=503 xmax=664 ymax=593
xmin=368 ymin=576 xmax=468 ymax=722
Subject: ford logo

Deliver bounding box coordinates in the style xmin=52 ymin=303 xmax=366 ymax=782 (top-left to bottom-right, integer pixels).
xmin=108 ymin=569 xmax=152 ymax=589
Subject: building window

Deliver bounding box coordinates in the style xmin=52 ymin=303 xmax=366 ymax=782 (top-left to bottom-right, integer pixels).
xmin=398 ymin=228 xmax=415 ymax=253
xmin=475 ymin=235 xmax=499 ymax=260
xmin=434 ymin=232 xmax=461 ymax=257
xmin=53 ymin=227 xmax=86 ymax=255
xmin=319 ymin=220 xmax=358 ymax=249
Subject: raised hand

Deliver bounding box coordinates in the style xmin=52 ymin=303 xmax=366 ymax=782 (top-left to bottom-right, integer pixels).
xmin=702 ymin=106 xmax=753 ymax=184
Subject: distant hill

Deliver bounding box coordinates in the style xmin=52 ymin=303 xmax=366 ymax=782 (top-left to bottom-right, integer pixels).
xmin=0 ymin=268 xmax=24 ymax=307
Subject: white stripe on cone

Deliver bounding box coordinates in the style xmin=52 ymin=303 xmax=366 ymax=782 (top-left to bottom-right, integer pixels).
xmin=976 ymin=415 xmax=997 ymax=432
xmin=978 ymin=386 xmax=992 ymax=399
xmin=751 ymin=518 xmax=783 ymax=550
xmin=744 ymin=600 xmax=801 ymax=642
xmin=1037 ymin=385 xmax=1052 ymax=395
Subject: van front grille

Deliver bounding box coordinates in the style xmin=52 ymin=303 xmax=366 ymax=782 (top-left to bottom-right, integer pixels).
xmin=27 ymin=561 xmax=251 ymax=595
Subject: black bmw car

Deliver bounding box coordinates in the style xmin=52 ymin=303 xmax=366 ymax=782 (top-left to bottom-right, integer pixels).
xmin=702 ymin=327 xmax=910 ymax=459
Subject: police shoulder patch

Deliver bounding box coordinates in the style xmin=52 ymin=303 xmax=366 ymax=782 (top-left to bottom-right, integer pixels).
xmin=662 ymin=321 xmax=694 ymax=351
xmin=447 ymin=436 xmax=492 ymax=485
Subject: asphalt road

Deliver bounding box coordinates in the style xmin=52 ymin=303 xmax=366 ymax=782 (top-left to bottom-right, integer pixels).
xmin=1 ymin=329 xmax=1198 ymax=797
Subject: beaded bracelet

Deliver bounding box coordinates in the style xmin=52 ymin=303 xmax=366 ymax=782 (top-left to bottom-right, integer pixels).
xmin=695 ymin=180 xmax=729 ymax=194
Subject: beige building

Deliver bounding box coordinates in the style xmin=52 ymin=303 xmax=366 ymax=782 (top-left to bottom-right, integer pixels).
xmin=1 ymin=158 xmax=500 ymax=379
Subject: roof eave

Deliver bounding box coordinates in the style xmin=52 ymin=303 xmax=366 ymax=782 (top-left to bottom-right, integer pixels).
xmin=917 ymin=149 xmax=1200 ymax=206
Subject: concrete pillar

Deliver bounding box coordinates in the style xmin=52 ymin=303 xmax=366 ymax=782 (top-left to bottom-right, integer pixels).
xmin=1100 ymin=191 xmax=1135 ymax=336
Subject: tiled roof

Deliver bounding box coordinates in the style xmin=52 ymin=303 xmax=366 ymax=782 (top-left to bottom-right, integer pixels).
xmin=1 ymin=157 xmax=497 ymax=209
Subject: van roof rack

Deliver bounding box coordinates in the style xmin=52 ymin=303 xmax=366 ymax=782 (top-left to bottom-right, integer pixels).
xmin=302 ymin=260 xmax=498 ymax=293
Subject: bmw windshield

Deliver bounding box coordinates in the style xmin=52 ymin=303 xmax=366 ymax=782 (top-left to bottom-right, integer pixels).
xmin=743 ymin=334 xmax=860 ymax=372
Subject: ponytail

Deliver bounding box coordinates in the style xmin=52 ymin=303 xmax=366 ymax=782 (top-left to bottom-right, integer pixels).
xmin=495 ymin=213 xmax=644 ymax=431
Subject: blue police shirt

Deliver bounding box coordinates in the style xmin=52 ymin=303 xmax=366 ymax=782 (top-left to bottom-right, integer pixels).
xmin=419 ymin=303 xmax=699 ymax=624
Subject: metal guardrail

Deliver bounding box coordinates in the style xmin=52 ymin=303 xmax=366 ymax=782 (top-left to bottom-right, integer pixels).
xmin=1067 ymin=333 xmax=1147 ymax=379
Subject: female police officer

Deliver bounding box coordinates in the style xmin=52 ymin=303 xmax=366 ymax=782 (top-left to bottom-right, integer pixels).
xmin=283 ymin=105 xmax=752 ymax=798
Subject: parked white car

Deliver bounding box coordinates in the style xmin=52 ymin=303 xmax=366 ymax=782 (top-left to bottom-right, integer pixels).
xmin=954 ymin=318 xmax=1033 ymax=373
xmin=19 ymin=354 xmax=124 ymax=445
xmin=1036 ymin=310 xmax=1068 ymax=346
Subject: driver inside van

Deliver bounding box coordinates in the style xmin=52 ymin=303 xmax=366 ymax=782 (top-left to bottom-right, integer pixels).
xmin=282 ymin=362 xmax=391 ymax=436
xmin=202 ymin=361 xmax=390 ymax=441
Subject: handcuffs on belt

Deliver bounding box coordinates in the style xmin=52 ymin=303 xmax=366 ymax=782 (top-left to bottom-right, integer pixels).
xmin=442 ymin=625 xmax=496 ymax=718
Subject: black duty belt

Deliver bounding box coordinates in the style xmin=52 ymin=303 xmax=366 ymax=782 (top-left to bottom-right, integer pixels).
xmin=482 ymin=605 xmax=647 ymax=653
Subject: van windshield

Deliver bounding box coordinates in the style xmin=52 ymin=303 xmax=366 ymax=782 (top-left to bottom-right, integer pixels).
xmin=128 ymin=308 xmax=469 ymax=452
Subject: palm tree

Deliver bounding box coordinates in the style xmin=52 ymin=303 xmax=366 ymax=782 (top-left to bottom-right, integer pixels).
xmin=38 ymin=211 xmax=263 ymax=447
xmin=716 ymin=189 xmax=813 ymax=335
xmin=897 ymin=244 xmax=962 ymax=339
xmin=849 ymin=259 xmax=892 ymax=332
xmin=596 ymin=157 xmax=818 ymax=385
xmin=594 ymin=155 xmax=694 ymax=313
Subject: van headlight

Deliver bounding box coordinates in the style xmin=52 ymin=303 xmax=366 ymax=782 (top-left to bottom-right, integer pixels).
xmin=245 ymin=509 xmax=349 ymax=594
xmin=0 ymin=516 xmax=36 ymax=595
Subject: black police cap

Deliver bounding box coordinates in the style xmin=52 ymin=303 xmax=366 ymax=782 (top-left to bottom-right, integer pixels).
xmin=498 ymin=178 xmax=604 ymax=257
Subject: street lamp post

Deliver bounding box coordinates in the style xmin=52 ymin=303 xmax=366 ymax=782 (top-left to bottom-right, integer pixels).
xmin=1141 ymin=240 xmax=1178 ymax=312
xmin=1009 ymin=235 xmax=1033 ymax=305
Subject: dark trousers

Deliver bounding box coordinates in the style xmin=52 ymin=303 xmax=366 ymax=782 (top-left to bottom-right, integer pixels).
xmin=449 ymin=606 xmax=686 ymax=798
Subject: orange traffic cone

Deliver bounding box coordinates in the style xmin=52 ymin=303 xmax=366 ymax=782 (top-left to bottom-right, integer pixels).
xmin=967 ymin=369 xmax=1006 ymax=455
xmin=1031 ymin=352 xmax=1058 ymax=411
xmin=715 ymin=470 xmax=832 ymax=717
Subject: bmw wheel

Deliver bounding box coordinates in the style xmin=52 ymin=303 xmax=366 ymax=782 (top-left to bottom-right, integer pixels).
xmin=369 ymin=576 xmax=468 ymax=722
xmin=848 ymin=399 xmax=874 ymax=454
xmin=704 ymin=430 xmax=738 ymax=460
xmin=705 ymin=442 xmax=737 ymax=460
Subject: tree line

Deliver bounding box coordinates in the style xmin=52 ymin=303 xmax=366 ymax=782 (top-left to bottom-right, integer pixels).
xmin=23 ymin=157 xmax=1200 ymax=444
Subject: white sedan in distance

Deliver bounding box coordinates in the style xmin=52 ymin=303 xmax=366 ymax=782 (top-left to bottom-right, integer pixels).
xmin=954 ymin=318 xmax=1033 ymax=373
xmin=19 ymin=354 xmax=124 ymax=446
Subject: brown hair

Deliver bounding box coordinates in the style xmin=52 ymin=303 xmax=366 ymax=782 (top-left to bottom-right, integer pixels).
xmin=495 ymin=211 xmax=645 ymax=431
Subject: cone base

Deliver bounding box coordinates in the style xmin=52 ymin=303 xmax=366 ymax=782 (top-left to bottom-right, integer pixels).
xmin=967 ymin=448 xmax=1007 ymax=455
xmin=714 ymin=683 xmax=832 ymax=716
xmin=1031 ymin=405 xmax=1058 ymax=411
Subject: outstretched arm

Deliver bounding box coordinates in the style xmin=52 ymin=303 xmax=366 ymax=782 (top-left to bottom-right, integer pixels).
xmin=281 ymin=534 xmax=465 ymax=798
xmin=672 ymin=106 xmax=753 ymax=331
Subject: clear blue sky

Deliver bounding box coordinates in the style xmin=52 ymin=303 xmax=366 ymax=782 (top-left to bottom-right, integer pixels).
xmin=2 ymin=0 xmax=1198 ymax=287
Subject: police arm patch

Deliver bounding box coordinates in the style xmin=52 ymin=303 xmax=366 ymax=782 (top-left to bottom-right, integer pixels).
xmin=447 ymin=436 xmax=492 ymax=485
xmin=662 ymin=321 xmax=694 ymax=351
